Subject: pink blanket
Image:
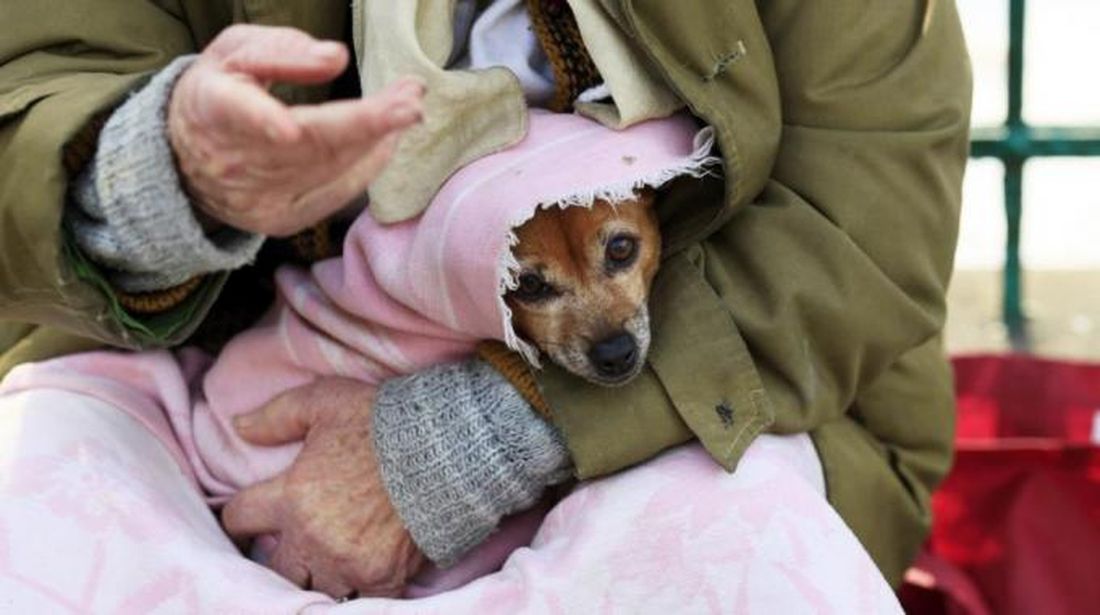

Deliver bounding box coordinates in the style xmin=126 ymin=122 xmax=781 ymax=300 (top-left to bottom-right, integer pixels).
xmin=0 ymin=388 xmax=901 ymax=612
xmin=0 ymin=110 xmax=900 ymax=610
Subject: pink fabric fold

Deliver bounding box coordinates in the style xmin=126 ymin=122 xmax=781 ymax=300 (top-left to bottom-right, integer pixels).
xmin=4 ymin=110 xmax=714 ymax=498
xmin=0 ymin=390 xmax=900 ymax=612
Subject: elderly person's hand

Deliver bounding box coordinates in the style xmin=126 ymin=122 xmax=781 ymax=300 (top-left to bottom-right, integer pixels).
xmin=221 ymin=378 xmax=425 ymax=598
xmin=168 ymin=24 xmax=424 ymax=237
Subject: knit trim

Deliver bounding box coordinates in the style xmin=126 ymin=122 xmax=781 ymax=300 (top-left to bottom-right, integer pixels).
xmin=526 ymin=0 xmax=603 ymax=112
xmin=62 ymin=113 xmax=110 ymax=177
xmin=115 ymin=276 xmax=204 ymax=314
xmin=290 ymin=222 xmax=336 ymax=263
xmin=72 ymin=54 xmax=264 ymax=294
xmin=477 ymin=341 xmax=553 ymax=418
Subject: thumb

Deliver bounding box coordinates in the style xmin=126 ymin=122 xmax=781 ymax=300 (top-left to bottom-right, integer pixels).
xmin=222 ymin=476 xmax=284 ymax=538
xmin=233 ymin=386 xmax=319 ymax=446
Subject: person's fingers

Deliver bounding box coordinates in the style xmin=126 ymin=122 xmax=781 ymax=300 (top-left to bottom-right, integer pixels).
xmin=310 ymin=569 xmax=355 ymax=600
xmin=290 ymin=81 xmax=424 ymax=149
xmin=252 ymin=105 xmax=406 ymax=174
xmin=195 ymin=71 xmax=300 ymax=142
xmin=221 ymin=478 xmax=283 ymax=538
xmin=269 ymin=544 xmax=312 ymax=589
xmin=225 ymin=38 xmax=347 ymax=85
xmin=351 ymin=130 xmax=404 ymax=183
xmin=210 ymin=25 xmax=348 ymax=86
xmin=206 ymin=128 xmax=399 ymax=236
xmin=290 ymin=99 xmax=418 ymax=151
xmin=290 ymin=132 xmax=402 ymax=230
xmin=352 ymin=574 xmax=405 ymax=599
xmin=232 ymin=387 xmax=320 ymax=446
xmin=348 ymin=543 xmax=424 ymax=598
xmin=387 ymin=75 xmax=429 ymax=101
xmin=249 ymin=131 xmax=400 ymax=237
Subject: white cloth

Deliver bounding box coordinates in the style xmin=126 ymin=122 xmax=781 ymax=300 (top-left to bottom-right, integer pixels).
xmin=453 ymin=0 xmax=559 ymax=107
xmin=356 ymin=0 xmax=684 ymax=222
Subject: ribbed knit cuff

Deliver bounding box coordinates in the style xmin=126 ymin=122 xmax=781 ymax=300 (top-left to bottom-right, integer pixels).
xmin=372 ymin=359 xmax=573 ymax=566
xmin=67 ymin=55 xmax=264 ymax=293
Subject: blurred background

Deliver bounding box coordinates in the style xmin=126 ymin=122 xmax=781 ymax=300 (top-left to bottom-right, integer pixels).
xmin=948 ymin=0 xmax=1100 ymax=358
xmin=902 ymin=6 xmax=1100 ymax=610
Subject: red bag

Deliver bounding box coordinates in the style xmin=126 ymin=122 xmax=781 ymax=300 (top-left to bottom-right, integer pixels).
xmin=900 ymin=355 xmax=1100 ymax=615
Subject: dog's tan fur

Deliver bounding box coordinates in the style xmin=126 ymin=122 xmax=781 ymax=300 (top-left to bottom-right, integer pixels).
xmin=506 ymin=191 xmax=660 ymax=385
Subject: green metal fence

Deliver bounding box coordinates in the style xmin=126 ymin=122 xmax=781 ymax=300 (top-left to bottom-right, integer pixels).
xmin=968 ymin=0 xmax=1100 ymax=348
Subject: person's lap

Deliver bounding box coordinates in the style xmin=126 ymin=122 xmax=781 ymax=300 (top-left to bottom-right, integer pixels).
xmin=0 ymin=389 xmax=329 ymax=613
xmin=0 ymin=388 xmax=901 ymax=614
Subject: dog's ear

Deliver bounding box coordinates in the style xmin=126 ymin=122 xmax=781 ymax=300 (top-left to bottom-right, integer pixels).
xmin=633 ymin=188 xmax=658 ymax=210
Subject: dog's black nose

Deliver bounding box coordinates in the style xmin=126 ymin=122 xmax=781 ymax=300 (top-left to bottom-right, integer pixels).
xmin=589 ymin=333 xmax=639 ymax=378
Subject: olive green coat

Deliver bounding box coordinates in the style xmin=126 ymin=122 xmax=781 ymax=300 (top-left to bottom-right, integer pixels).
xmin=0 ymin=0 xmax=971 ymax=585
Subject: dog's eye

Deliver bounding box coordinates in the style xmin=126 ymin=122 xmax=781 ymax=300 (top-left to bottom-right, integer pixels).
xmin=513 ymin=273 xmax=556 ymax=301
xmin=605 ymin=235 xmax=638 ymax=268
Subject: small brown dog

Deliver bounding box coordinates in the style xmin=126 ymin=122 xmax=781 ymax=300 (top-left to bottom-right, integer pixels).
xmin=506 ymin=190 xmax=660 ymax=386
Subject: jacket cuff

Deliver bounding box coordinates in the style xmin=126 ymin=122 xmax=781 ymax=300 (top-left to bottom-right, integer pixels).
xmin=536 ymin=246 xmax=774 ymax=478
xmin=66 ymin=54 xmax=263 ymax=294
xmin=371 ymin=359 xmax=572 ymax=566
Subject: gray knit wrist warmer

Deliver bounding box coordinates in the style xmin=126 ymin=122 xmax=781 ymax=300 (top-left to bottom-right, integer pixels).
xmin=67 ymin=55 xmax=263 ymax=294
xmin=372 ymin=359 xmax=573 ymax=566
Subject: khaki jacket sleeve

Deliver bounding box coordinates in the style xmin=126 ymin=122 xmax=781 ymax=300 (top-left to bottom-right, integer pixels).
xmin=538 ymin=0 xmax=971 ymax=584
xmin=0 ymin=1 xmax=228 ymax=353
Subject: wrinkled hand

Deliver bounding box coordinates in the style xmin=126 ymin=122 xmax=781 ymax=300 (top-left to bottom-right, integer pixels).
xmin=168 ymin=24 xmax=425 ymax=236
xmin=221 ymin=378 xmax=425 ymax=598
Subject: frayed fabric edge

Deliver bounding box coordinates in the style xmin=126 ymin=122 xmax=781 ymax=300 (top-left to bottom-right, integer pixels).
xmin=495 ymin=125 xmax=722 ymax=367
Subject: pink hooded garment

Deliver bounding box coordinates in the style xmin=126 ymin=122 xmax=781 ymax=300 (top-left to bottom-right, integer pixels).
xmin=1 ymin=109 xmax=716 ymax=509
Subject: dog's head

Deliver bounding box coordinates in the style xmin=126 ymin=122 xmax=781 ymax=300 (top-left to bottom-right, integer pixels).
xmin=505 ymin=191 xmax=661 ymax=386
